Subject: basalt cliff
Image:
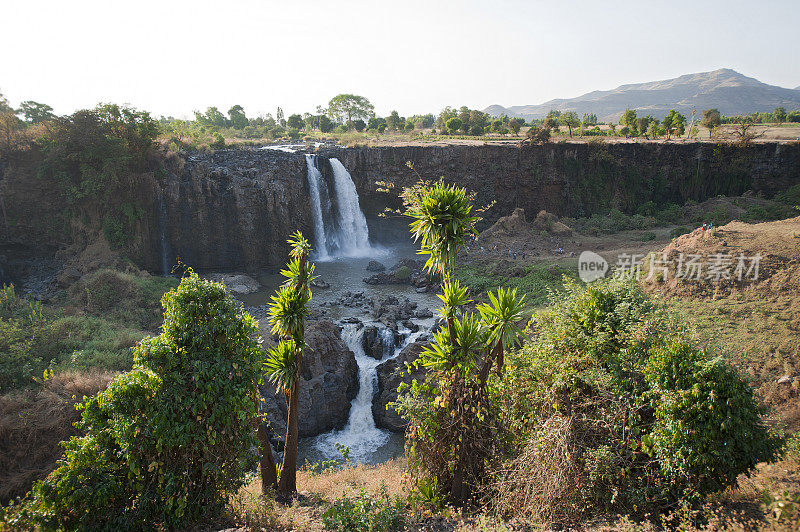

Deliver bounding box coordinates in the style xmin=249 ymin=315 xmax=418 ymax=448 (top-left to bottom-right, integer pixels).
xmin=1 ymin=142 xmax=798 ymax=285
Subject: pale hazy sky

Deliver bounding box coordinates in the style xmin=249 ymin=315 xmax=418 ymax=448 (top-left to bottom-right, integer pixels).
xmin=2 ymin=0 xmax=799 ymax=119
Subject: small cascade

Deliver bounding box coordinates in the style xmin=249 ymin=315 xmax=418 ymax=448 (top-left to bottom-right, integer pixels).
xmin=315 ymin=324 xmax=389 ymax=460
xmin=156 ymin=190 xmax=170 ymax=276
xmin=304 ymin=155 xmax=371 ymax=259
xmin=314 ymin=320 xmax=433 ymax=462
xmin=379 ymin=327 xmax=396 ymax=359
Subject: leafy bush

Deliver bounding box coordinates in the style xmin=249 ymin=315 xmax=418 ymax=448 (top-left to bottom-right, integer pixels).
xmin=645 ymin=339 xmax=783 ymax=498
xmin=640 ymin=231 xmax=656 ymax=241
xmin=16 ymin=272 xmax=264 ymax=529
xmin=787 ymin=432 xmax=800 ymax=460
xmin=491 ymin=280 xmax=782 ymax=522
xmin=774 ymin=183 xmax=800 ymax=207
xmin=708 ymin=206 xmax=730 ymax=226
xmin=322 ymin=490 xmax=406 ymax=532
xmin=743 ymin=205 xmax=768 ymax=221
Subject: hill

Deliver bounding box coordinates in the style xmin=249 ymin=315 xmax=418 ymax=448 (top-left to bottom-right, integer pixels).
xmin=486 ymin=68 xmax=800 ymax=122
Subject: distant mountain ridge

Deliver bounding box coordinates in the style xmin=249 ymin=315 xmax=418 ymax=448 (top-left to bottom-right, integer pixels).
xmin=485 ymin=69 xmax=800 ymax=122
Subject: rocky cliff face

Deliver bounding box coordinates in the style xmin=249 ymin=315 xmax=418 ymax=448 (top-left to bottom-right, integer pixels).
xmin=323 ymin=142 xmax=800 ymax=225
xmin=260 ymin=320 xmax=359 ymax=438
xmin=141 ymin=149 xmax=312 ymax=273
xmin=2 ymin=143 xmax=799 ymax=280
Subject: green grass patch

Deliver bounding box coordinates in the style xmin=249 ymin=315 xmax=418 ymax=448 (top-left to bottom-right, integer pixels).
xmin=453 ymin=260 xmax=581 ymax=307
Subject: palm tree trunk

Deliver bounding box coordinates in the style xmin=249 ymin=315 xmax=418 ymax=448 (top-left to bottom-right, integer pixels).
xmin=278 ymin=378 xmax=299 ymax=495
xmin=478 ymin=341 xmax=502 ymax=392
xmin=258 ymin=421 xmax=278 ymax=493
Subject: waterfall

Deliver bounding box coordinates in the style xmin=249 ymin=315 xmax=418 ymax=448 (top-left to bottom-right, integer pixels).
xmin=156 ymin=190 xmax=170 ymax=276
xmin=314 ymin=320 xmax=433 ymax=462
xmin=304 ymin=155 xmax=371 ymax=259
xmin=304 ymin=155 xmax=329 ymax=260
xmin=328 ymin=158 xmax=371 ymax=255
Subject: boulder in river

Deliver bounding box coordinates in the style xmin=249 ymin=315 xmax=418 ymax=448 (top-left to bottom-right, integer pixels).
xmin=366 ymin=260 xmax=386 ymax=272
xmin=373 ymin=340 xmax=428 ymax=432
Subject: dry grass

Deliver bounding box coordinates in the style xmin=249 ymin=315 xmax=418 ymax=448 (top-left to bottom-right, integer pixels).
xmin=0 ymin=370 xmax=115 ymax=503
xmin=223 ymin=459 xmax=407 ymax=531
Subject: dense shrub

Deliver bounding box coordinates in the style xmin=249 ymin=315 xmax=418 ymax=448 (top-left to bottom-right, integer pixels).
xmin=645 ymin=339 xmax=781 ymax=498
xmin=491 ymin=280 xmax=782 ymax=522
xmin=13 ymin=272 xmax=264 ymax=529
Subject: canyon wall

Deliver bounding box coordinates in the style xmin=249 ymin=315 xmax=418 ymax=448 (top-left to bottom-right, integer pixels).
xmin=324 ymin=142 xmax=800 ymax=224
xmin=2 ymin=142 xmax=798 ymax=280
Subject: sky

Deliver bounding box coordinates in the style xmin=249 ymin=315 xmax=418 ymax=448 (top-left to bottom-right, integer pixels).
xmin=2 ymin=0 xmax=799 ymax=119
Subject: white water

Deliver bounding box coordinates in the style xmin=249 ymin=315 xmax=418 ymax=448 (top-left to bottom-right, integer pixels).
xmin=304 ymin=155 xmax=329 ymax=260
xmin=314 ymin=320 xmax=432 ymax=462
xmin=328 ymin=158 xmax=371 ymax=256
xmin=304 ymin=156 xmax=372 ymax=260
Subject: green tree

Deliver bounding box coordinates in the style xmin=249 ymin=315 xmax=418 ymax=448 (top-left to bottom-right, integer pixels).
xmin=560 ymin=111 xmax=580 ymax=137
xmin=228 ymin=105 xmax=248 ymax=129
xmin=662 ymin=109 xmax=686 ymax=139
xmin=264 ymin=232 xmax=314 ymax=496
xmin=508 ymin=118 xmax=522 ymax=135
xmin=636 ymin=115 xmax=655 ymax=139
xmin=701 ymin=108 xmax=722 ymax=133
xmin=773 ymin=106 xmax=787 ymax=123
xmin=446 ymin=117 xmax=463 ymax=134
xmin=328 ymin=94 xmax=374 ymax=128
xmin=386 ymin=110 xmax=402 ymax=131
xmin=647 ymin=118 xmax=661 ymax=139
xmin=276 ymin=106 xmax=285 ymax=126
xmin=318 ymin=115 xmax=334 ymax=132
xmin=286 ymin=113 xmax=304 ymax=130
xmin=20 ymin=272 xmax=264 ymax=529
xmin=18 ymin=100 xmax=55 ymax=124
xmin=353 ymin=119 xmax=366 ymax=132
xmin=620 ymin=108 xmax=638 ymax=137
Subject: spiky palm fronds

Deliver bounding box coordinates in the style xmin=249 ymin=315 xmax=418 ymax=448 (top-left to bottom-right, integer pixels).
xmin=287 ymin=231 xmax=312 ymax=261
xmin=420 ymin=313 xmax=485 ymax=373
xmin=268 ymin=284 xmax=309 ymax=340
xmin=478 ymin=287 xmax=527 ymax=354
xmin=403 ymin=180 xmax=480 ymax=277
xmin=437 ymin=279 xmax=471 ymax=321
xmin=264 ymin=339 xmax=299 ymax=392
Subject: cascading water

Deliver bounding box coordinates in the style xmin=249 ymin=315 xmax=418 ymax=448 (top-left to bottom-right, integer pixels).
xmin=156 ymin=190 xmax=170 ymax=276
xmin=304 ymin=155 xmax=371 ymax=259
xmin=328 ymin=158 xmax=371 ymax=254
xmin=314 ymin=320 xmax=432 ymax=462
xmin=304 ymin=155 xmax=329 ymax=260
xmin=315 ymin=324 xmax=389 ymax=460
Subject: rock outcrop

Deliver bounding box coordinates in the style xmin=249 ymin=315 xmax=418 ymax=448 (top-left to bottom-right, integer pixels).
xmin=373 ymin=340 xmax=428 ymax=432
xmin=260 ymin=320 xmax=358 ymax=438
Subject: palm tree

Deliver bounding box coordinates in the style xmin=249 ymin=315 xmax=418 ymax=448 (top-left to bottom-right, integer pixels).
xmin=264 ymin=232 xmax=313 ymax=496
xmin=403 ymin=180 xmax=527 ymax=505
